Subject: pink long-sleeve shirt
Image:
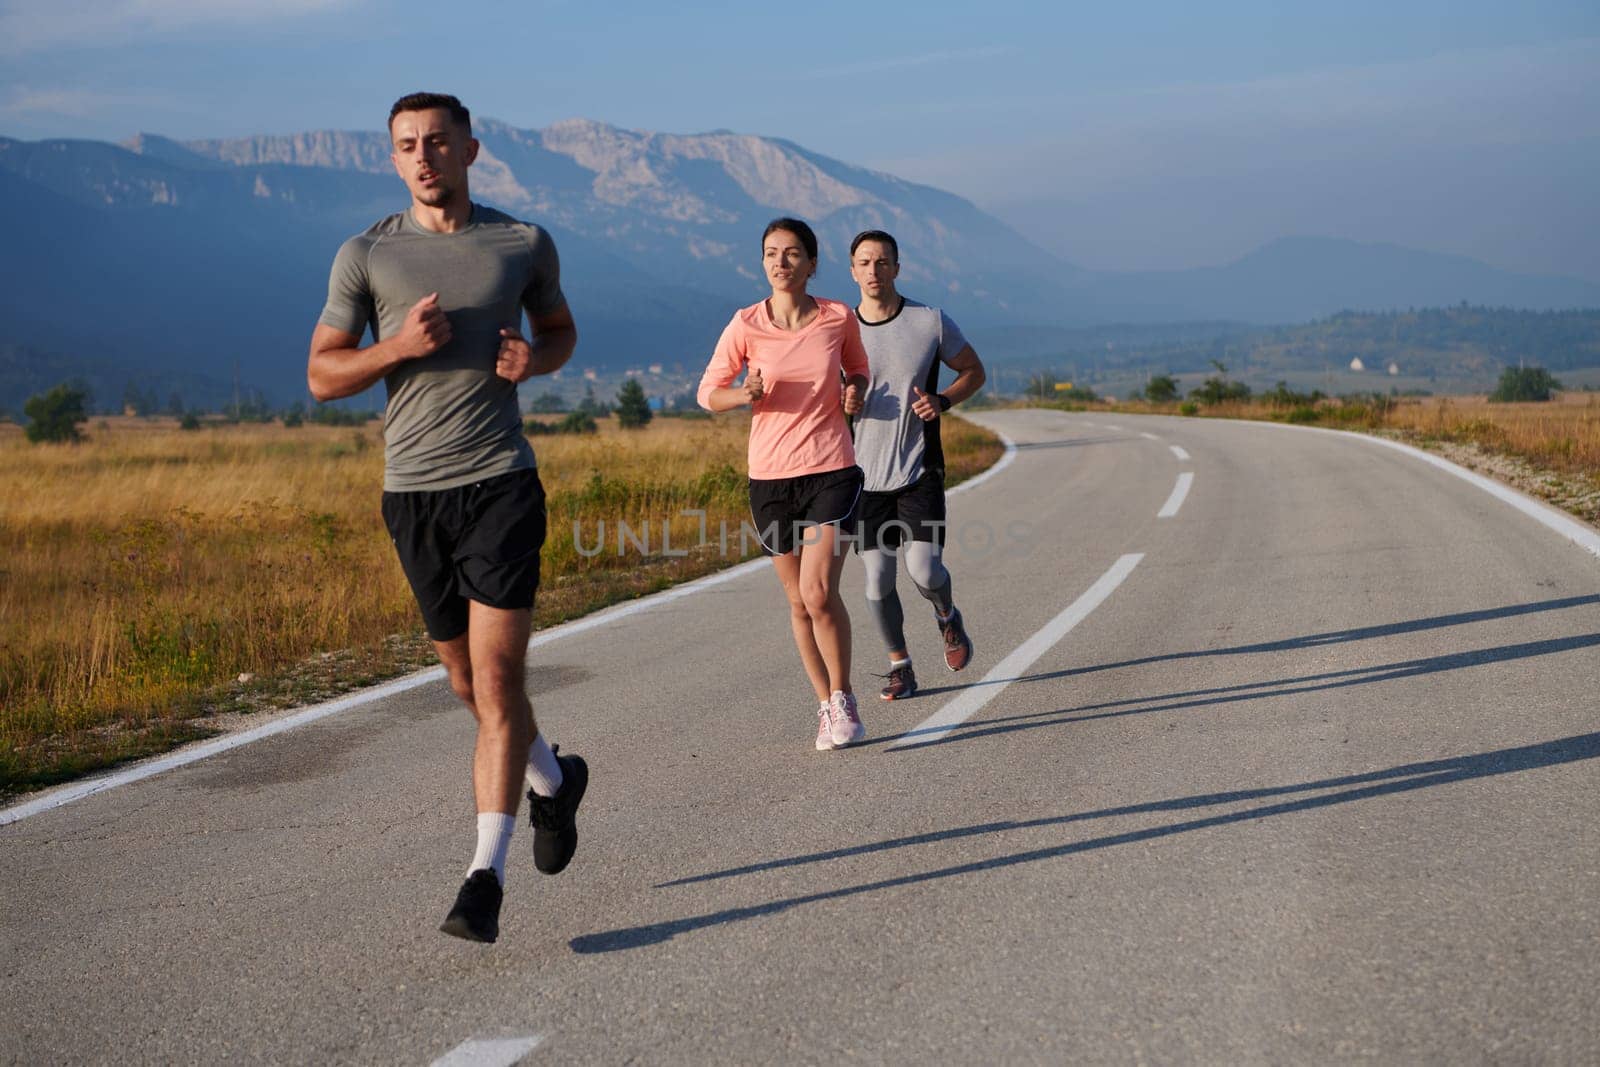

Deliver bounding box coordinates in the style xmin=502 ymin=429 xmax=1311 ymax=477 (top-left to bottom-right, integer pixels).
xmin=697 ymin=298 xmax=870 ymax=480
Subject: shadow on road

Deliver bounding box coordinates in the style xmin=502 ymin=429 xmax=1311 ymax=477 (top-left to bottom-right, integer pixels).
xmin=882 ymin=631 xmax=1600 ymax=751
xmin=1007 ymin=435 xmax=1123 ymax=452
xmin=851 ymin=598 xmax=1600 ymax=751
xmin=569 ymin=731 xmax=1600 ymax=954
xmin=1061 ymin=595 xmax=1600 ymax=678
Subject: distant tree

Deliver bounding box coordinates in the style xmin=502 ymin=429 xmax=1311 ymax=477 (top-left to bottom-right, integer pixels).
xmin=309 ymin=403 xmax=373 ymax=426
xmin=1025 ymin=372 xmax=1058 ymax=400
xmin=528 ymin=390 xmax=567 ymax=413
xmin=23 ymin=382 xmax=91 ymax=444
xmin=180 ymin=412 xmax=202 ymax=431
xmin=1262 ymin=381 xmax=1324 ymax=407
xmin=1190 ymin=370 xmax=1251 ymax=405
xmin=1144 ymin=375 xmax=1179 ymax=403
xmin=576 ymin=383 xmax=611 ymax=416
xmin=1489 ymin=366 xmax=1561 ymax=402
xmin=558 ymin=410 xmax=598 ymax=434
xmin=281 ymin=401 xmax=305 ymax=428
xmin=615 ymin=379 xmax=653 ymax=429
xmin=226 ymin=390 xmax=274 ymax=424
xmin=121 ymin=382 xmax=156 ymax=416
xmin=167 ymin=391 xmax=186 ymax=416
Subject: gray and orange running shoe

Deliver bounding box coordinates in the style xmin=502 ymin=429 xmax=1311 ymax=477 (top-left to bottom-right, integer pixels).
xmin=879 ymin=662 xmax=917 ymax=701
xmin=938 ymin=608 xmax=973 ymax=672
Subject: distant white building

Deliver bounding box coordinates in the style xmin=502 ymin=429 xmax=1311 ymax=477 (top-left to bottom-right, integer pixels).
xmin=1387 ymin=362 xmax=1400 ymax=376
xmin=648 ymin=364 xmax=663 ymax=375
xmin=1349 ymin=357 xmax=1365 ymax=372
xmin=583 ymin=368 xmax=598 ymax=381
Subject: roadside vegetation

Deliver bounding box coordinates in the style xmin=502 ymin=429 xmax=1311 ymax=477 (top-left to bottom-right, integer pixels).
xmin=0 ymin=411 xmax=1002 ymax=797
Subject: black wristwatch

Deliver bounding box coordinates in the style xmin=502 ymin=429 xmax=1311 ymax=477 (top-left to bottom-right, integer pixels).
xmin=936 ymin=393 xmax=953 ymax=412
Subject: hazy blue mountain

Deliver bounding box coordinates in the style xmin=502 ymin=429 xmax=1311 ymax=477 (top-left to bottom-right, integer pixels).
xmin=2 ymin=120 xmax=1597 ymax=411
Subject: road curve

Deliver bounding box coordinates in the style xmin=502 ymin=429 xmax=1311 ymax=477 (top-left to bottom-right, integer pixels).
xmin=3 ymin=410 xmax=1599 ymax=1065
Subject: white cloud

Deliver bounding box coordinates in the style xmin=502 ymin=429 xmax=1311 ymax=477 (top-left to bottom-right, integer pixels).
xmin=2 ymin=87 xmax=108 ymax=118
xmin=807 ymin=46 xmax=1016 ymax=80
xmin=1 ymin=85 xmax=172 ymax=119
xmin=0 ymin=0 xmax=355 ymax=54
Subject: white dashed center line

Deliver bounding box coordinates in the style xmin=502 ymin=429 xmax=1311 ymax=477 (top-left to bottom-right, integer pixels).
xmin=1169 ymin=445 xmax=1191 ymax=461
xmin=431 ymin=1035 xmax=543 ymax=1067
xmin=1158 ymin=472 xmax=1194 ymax=518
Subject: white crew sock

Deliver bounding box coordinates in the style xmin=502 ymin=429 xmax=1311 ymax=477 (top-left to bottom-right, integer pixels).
xmin=468 ymin=812 xmax=517 ymax=884
xmin=890 ymin=656 xmax=912 ymax=669
xmin=525 ymin=733 xmax=565 ymax=798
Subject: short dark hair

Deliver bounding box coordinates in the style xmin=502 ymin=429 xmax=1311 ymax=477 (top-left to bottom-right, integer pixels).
xmin=388 ymin=92 xmax=471 ymax=135
xmin=850 ymin=229 xmax=899 ymax=263
xmin=762 ymin=217 xmax=818 ymax=262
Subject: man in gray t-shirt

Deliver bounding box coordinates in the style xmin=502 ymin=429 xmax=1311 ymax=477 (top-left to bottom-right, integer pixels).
xmin=308 ymin=92 xmax=585 ymax=945
xmin=848 ymin=229 xmax=988 ymax=702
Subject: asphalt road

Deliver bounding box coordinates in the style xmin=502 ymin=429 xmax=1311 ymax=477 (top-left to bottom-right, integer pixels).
xmin=4 ymin=410 xmax=1599 ymax=1065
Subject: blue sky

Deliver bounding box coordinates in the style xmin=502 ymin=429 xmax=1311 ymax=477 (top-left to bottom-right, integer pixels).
xmin=3 ymin=0 xmax=1598 ymax=280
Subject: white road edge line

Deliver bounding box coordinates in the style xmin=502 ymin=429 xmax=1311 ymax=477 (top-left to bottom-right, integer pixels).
xmin=1261 ymin=422 xmax=1600 ymax=560
xmin=1158 ymin=472 xmax=1194 ymax=518
xmin=1140 ymin=432 xmax=1161 ymax=441
xmin=1169 ymin=445 xmax=1191 ymax=461
xmin=891 ymin=553 xmax=1143 ymax=748
xmin=431 ymin=1035 xmax=544 ymax=1067
xmin=1 ymin=434 xmax=1021 ymax=827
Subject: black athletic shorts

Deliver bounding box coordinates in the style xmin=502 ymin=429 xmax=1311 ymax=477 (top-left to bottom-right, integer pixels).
xmin=857 ymin=467 xmax=947 ymax=553
xmin=381 ymin=468 xmax=547 ymax=641
xmin=748 ymin=465 xmax=863 ymax=556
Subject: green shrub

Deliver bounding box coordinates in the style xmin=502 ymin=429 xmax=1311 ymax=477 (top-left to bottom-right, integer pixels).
xmin=1489 ymin=366 xmax=1561 ymax=403
xmin=23 ymin=382 xmax=91 ymax=443
xmin=1189 ymin=377 xmax=1251 ymax=405
xmin=1144 ymin=375 xmax=1179 ymax=403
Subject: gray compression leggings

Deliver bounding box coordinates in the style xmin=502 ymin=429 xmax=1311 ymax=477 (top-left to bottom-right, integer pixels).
xmin=862 ymin=542 xmax=954 ymax=656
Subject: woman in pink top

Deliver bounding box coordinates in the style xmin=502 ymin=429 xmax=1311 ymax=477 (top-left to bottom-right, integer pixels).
xmin=697 ymin=217 xmax=871 ymax=751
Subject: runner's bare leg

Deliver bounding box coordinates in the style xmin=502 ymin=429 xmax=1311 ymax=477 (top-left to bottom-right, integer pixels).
xmin=434 ymin=602 xmax=536 ymax=814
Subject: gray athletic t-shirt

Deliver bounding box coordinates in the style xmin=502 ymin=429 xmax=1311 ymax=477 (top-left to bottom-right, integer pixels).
xmin=852 ymin=298 xmax=968 ymax=493
xmin=319 ymin=204 xmax=565 ymax=492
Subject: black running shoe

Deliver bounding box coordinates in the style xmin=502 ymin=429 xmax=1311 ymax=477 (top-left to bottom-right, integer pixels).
xmin=528 ymin=747 xmax=588 ymax=875
xmin=439 ymin=868 xmax=502 ymax=943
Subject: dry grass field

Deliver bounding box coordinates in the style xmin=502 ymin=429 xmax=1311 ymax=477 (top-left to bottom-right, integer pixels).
xmin=0 ymin=412 xmax=1003 ymax=796
xmin=1378 ymin=392 xmax=1600 ymax=476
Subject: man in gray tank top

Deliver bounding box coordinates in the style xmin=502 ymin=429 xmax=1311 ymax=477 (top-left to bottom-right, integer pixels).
xmin=308 ymin=92 xmax=585 ymax=944
xmin=848 ymin=230 xmax=988 ymax=702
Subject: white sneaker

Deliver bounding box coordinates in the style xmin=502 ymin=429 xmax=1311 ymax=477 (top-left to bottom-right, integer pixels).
xmin=829 ymin=690 xmax=866 ymax=747
xmin=815 ymin=701 xmax=836 ymax=751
